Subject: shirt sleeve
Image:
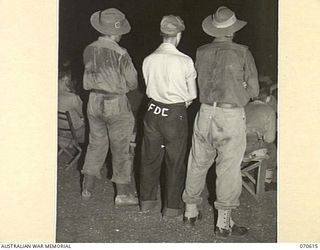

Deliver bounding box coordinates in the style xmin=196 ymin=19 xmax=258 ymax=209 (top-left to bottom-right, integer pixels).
xmin=244 ymin=50 xmax=259 ymax=98
xmin=120 ymin=53 xmax=138 ymax=91
xmin=264 ymin=109 xmax=276 ymax=143
xmin=73 ymin=95 xmax=83 ymax=118
xmin=185 ymin=58 xmax=197 ymax=101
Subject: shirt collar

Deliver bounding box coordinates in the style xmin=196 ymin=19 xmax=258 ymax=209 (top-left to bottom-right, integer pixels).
xmin=158 ymin=42 xmax=178 ymax=51
xmin=98 ymin=36 xmax=120 ymax=46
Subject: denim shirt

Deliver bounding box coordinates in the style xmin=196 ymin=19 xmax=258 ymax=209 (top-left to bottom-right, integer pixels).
xmin=83 ymin=36 xmax=138 ymax=94
xmin=196 ymin=41 xmax=259 ymax=107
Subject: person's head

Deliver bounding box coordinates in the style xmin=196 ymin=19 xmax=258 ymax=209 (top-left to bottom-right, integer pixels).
xmin=202 ymin=6 xmax=247 ymax=38
xmin=160 ymin=15 xmax=185 ymax=47
xmin=90 ymin=8 xmax=131 ymax=39
xmin=58 ymin=65 xmax=73 ymax=92
xmin=256 ymin=82 xmax=270 ymax=102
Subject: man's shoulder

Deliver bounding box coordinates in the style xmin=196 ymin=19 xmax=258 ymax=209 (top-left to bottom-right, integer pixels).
xmin=197 ymin=43 xmax=212 ymax=53
xmin=230 ymin=42 xmax=248 ymax=51
xmin=84 ymin=39 xmax=128 ymax=56
xmin=174 ymin=50 xmax=194 ymax=63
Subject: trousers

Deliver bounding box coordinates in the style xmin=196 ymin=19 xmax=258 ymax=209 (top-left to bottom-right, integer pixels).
xmin=140 ymin=100 xmax=188 ymax=212
xmin=183 ymin=103 xmax=246 ymax=210
xmin=81 ymin=92 xmax=135 ymax=184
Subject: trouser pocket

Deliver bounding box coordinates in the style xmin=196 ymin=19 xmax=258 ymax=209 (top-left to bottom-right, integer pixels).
xmin=102 ymin=95 xmax=131 ymax=116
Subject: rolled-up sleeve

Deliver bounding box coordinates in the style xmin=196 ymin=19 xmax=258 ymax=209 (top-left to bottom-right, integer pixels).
xmin=244 ymin=50 xmax=259 ymax=98
xmin=121 ymin=54 xmax=138 ymax=91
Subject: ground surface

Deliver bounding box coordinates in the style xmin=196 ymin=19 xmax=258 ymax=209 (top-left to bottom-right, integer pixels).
xmin=56 ymin=153 xmax=277 ymax=243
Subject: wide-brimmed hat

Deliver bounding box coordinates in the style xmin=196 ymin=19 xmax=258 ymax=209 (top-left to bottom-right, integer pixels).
xmin=202 ymin=6 xmax=247 ymax=37
xmin=90 ymin=8 xmax=131 ymax=35
xmin=160 ymin=15 xmax=185 ymax=36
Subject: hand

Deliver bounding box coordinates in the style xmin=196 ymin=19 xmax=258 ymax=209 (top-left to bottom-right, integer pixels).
xmin=243 ymin=81 xmax=248 ymax=89
xmin=185 ymin=101 xmax=192 ymax=108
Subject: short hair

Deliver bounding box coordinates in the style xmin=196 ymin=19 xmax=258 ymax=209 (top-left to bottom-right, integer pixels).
xmin=58 ymin=61 xmax=71 ymax=80
xmin=160 ymin=31 xmax=177 ymax=39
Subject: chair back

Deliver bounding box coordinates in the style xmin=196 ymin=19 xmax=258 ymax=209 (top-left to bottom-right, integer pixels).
xmin=58 ymin=111 xmax=78 ymax=143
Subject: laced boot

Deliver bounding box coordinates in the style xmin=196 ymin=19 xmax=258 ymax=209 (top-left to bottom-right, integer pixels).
xmin=81 ymin=174 xmax=95 ymax=200
xmin=215 ymin=210 xmax=248 ymax=238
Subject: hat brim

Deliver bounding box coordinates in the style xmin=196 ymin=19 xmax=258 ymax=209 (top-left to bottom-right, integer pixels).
xmin=202 ymin=15 xmax=247 ymax=37
xmin=90 ymin=11 xmax=131 ymax=35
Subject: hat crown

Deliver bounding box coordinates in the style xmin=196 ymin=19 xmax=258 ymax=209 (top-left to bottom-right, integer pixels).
xmin=214 ymin=7 xmax=235 ymax=23
xmin=160 ymin=15 xmax=185 ymax=36
xmin=99 ymin=8 xmax=125 ymax=26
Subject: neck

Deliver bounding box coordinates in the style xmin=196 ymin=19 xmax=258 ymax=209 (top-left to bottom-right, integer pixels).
xmin=101 ymin=35 xmax=118 ymax=43
xmin=214 ymin=36 xmax=233 ymax=42
xmin=163 ymin=38 xmax=177 ymax=47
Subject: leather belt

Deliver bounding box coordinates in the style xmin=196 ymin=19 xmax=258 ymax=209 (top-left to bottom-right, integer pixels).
xmin=206 ymin=102 xmax=240 ymax=109
xmin=91 ymin=89 xmax=116 ymax=95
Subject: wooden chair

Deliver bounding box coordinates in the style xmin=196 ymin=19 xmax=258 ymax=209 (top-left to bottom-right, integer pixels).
xmin=58 ymin=111 xmax=82 ymax=170
xmin=241 ymin=148 xmax=269 ymax=199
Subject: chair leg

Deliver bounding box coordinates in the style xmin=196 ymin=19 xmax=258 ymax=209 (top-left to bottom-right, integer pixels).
xmin=64 ymin=144 xmax=82 ymax=170
xmin=256 ymin=161 xmax=267 ymax=196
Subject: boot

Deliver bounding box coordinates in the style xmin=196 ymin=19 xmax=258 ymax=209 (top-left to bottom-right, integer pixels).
xmin=81 ymin=174 xmax=95 ymax=200
xmin=215 ymin=209 xmax=248 ymax=238
xmin=114 ymin=183 xmax=138 ymax=206
xmin=183 ymin=204 xmax=202 ymax=227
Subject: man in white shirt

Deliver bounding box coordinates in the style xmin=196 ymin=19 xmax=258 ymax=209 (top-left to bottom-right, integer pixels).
xmin=139 ymin=15 xmax=197 ymax=219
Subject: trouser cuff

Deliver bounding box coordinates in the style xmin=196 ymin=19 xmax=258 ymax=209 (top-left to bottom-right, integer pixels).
xmin=140 ymin=200 xmax=158 ymax=211
xmin=162 ymin=208 xmax=183 ymax=218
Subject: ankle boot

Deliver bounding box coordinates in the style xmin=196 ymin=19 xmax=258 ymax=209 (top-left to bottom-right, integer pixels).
xmin=115 ymin=183 xmax=138 ymax=206
xmin=81 ymin=174 xmax=95 ymax=200
xmin=183 ymin=204 xmax=202 ymax=227
xmin=215 ymin=209 xmax=248 ymax=238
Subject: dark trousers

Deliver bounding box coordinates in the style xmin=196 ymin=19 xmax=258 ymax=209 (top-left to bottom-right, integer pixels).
xmin=140 ymin=100 xmax=188 ymax=212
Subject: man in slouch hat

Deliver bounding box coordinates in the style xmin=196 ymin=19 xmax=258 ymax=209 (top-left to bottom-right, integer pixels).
xmin=182 ymin=7 xmax=259 ymax=238
xmin=81 ymin=8 xmax=138 ymax=206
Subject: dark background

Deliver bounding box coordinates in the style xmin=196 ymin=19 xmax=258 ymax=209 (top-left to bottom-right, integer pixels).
xmin=59 ymin=0 xmax=278 ymax=95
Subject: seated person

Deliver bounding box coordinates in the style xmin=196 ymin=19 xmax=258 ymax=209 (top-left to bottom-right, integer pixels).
xmin=258 ymin=75 xmax=277 ymax=113
xmin=58 ymin=67 xmax=85 ymax=145
xmin=245 ymin=86 xmax=277 ymax=191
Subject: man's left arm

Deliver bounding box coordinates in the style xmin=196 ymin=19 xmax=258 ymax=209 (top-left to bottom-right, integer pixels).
xmin=244 ymin=50 xmax=259 ymax=99
xmin=121 ymin=53 xmax=138 ymax=91
xmin=185 ymin=59 xmax=197 ymax=106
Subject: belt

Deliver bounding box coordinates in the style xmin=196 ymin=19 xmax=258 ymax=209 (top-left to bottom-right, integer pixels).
xmin=91 ymin=89 xmax=117 ymax=95
xmin=150 ymin=99 xmax=185 ymax=107
xmin=206 ymin=102 xmax=240 ymax=109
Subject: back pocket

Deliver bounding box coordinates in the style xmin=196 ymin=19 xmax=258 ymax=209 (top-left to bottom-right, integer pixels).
xmin=102 ymin=98 xmax=120 ymax=116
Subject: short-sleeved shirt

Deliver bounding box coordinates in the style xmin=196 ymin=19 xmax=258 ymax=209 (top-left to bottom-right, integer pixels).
xmin=142 ymin=43 xmax=197 ymax=104
xmin=196 ymin=40 xmax=259 ymax=107
xmin=83 ymin=36 xmax=138 ymax=94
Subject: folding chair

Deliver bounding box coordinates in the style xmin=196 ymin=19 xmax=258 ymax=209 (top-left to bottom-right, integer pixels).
xmin=241 ymin=148 xmax=269 ymax=199
xmin=58 ymin=111 xmax=82 ymax=170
